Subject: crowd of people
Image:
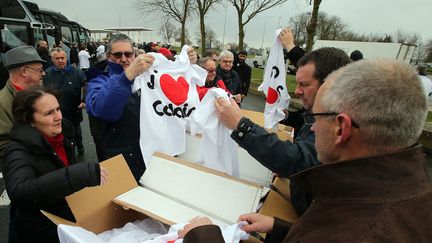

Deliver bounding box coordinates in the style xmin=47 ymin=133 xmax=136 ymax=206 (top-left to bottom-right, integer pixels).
xmin=0 ymin=28 xmax=431 ymax=242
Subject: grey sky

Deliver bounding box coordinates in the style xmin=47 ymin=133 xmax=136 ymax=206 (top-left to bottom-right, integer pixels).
xmin=30 ymin=0 xmax=432 ymax=48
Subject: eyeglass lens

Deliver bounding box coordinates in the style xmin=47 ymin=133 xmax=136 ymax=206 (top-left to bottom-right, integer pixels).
xmin=111 ymin=52 xmax=134 ymax=58
xmin=24 ymin=66 xmax=44 ymax=74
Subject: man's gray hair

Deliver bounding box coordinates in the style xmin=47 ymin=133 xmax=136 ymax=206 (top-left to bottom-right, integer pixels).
xmin=107 ymin=34 xmax=133 ymax=53
xmin=197 ymin=56 xmax=213 ymax=68
xmin=219 ymin=50 xmax=234 ymax=61
xmin=321 ymin=59 xmax=427 ymax=152
xmin=49 ymin=47 xmax=66 ymax=56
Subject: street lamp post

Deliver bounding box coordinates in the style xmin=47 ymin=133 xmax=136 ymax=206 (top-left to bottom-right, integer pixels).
xmin=222 ymin=7 xmax=228 ymax=46
xmin=260 ymin=16 xmax=271 ymax=50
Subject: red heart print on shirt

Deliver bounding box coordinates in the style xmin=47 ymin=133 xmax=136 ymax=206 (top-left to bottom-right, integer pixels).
xmin=266 ymin=87 xmax=278 ymax=104
xmin=159 ymin=74 xmax=189 ymax=106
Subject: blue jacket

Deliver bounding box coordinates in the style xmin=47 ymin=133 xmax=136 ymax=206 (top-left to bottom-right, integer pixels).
xmin=85 ymin=61 xmax=145 ymax=181
xmin=86 ymin=61 xmax=133 ymax=122
xmin=43 ymin=63 xmax=85 ymax=124
xmin=231 ymin=117 xmax=319 ymax=216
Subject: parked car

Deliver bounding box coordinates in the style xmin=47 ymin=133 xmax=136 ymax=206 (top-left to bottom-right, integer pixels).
xmin=252 ymin=52 xmax=265 ymax=68
xmin=252 ymin=49 xmax=296 ymax=75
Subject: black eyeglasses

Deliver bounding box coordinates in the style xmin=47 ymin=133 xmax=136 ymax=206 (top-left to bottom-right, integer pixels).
xmin=302 ymin=111 xmax=360 ymax=128
xmin=110 ymin=51 xmax=134 ymax=59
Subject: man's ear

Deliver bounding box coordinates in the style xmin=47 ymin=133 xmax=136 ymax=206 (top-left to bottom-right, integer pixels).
xmin=335 ymin=113 xmax=353 ymax=145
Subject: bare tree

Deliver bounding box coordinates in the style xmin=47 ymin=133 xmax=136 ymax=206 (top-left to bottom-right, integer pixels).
xmin=158 ymin=19 xmax=177 ymax=43
xmin=305 ymin=0 xmax=322 ymax=52
xmin=316 ymin=13 xmax=348 ymax=40
xmin=227 ymin=0 xmax=288 ymax=50
xmin=195 ymin=0 xmax=220 ymax=55
xmin=174 ymin=28 xmax=193 ymax=45
xmin=425 ymin=39 xmax=432 ymax=62
xmin=413 ymin=41 xmax=428 ymax=65
xmin=288 ymin=12 xmax=309 ymax=45
xmin=328 ymin=16 xmax=347 ymax=40
xmin=196 ymin=26 xmax=217 ymax=48
xmin=394 ymin=29 xmax=421 ymax=45
xmin=135 ymin=0 xmax=193 ymax=46
xmin=213 ymin=40 xmax=223 ymax=50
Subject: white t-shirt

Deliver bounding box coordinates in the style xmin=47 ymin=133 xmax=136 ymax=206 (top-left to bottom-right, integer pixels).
xmin=78 ymin=50 xmax=91 ymax=69
xmin=133 ymin=46 xmax=207 ymax=165
xmin=258 ymin=29 xmax=291 ymax=129
xmin=189 ymin=88 xmax=239 ymax=176
xmin=96 ymin=45 xmax=105 ymax=57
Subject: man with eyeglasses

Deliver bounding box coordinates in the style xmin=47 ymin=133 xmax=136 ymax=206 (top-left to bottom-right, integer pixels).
xmin=0 ymin=45 xmax=45 ymax=166
xmin=180 ymin=59 xmax=432 ymax=243
xmin=196 ymin=57 xmax=229 ymax=100
xmin=43 ymin=47 xmax=87 ymax=154
xmin=215 ymin=47 xmax=350 ymax=217
xmin=86 ymin=34 xmax=154 ymax=182
xmin=216 ymin=50 xmax=242 ymax=104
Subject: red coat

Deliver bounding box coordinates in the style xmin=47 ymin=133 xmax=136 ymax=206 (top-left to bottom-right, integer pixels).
xmin=196 ymin=78 xmax=230 ymax=101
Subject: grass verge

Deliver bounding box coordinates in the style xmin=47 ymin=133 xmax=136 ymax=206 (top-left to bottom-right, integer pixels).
xmin=251 ymin=68 xmax=296 ymax=93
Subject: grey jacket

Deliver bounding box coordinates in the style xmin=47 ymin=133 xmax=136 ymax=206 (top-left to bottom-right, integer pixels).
xmin=0 ymin=79 xmax=17 ymax=166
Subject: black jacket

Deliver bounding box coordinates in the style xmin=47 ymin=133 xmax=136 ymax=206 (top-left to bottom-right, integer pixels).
xmin=3 ymin=121 xmax=100 ymax=243
xmin=70 ymin=47 xmax=79 ymax=66
xmin=216 ymin=67 xmax=242 ymax=95
xmin=285 ymin=46 xmax=305 ymax=68
xmin=43 ymin=65 xmax=86 ymax=124
xmin=232 ymin=61 xmax=252 ymax=96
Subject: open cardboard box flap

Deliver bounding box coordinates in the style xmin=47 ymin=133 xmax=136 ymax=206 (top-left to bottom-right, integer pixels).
xmin=113 ymin=152 xmax=269 ymax=227
xmin=43 ymin=154 xmax=145 ymax=234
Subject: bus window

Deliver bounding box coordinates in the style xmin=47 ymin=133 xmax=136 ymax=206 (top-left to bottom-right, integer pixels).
xmin=0 ymin=0 xmax=26 ymax=19
xmin=60 ymin=24 xmax=72 ymax=44
xmin=71 ymin=28 xmax=79 ymax=43
xmin=1 ymin=23 xmax=29 ymax=51
xmin=40 ymin=14 xmax=56 ymax=47
xmin=31 ymin=12 xmax=45 ymax=43
xmin=33 ymin=27 xmax=44 ymax=43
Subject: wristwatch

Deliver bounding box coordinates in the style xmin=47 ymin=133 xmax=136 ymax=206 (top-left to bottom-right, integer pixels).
xmin=234 ymin=117 xmax=254 ymax=138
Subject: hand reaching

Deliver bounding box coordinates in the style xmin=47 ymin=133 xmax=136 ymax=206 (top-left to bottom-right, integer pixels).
xmin=237 ymin=213 xmax=274 ymax=233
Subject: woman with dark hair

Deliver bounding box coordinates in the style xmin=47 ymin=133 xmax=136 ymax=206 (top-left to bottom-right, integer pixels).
xmin=3 ymin=87 xmax=108 ymax=243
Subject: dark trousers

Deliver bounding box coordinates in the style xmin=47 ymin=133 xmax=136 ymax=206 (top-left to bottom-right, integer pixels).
xmin=72 ymin=123 xmax=83 ymax=148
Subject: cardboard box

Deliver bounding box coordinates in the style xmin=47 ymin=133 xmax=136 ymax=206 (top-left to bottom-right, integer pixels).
xmin=43 ymin=154 xmax=296 ymax=241
xmin=241 ymin=109 xmax=294 ymax=142
xmin=42 ymin=155 xmax=145 ymax=234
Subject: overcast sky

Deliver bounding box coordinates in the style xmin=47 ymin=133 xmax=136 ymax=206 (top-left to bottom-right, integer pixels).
xmin=30 ymin=0 xmax=432 ymax=48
